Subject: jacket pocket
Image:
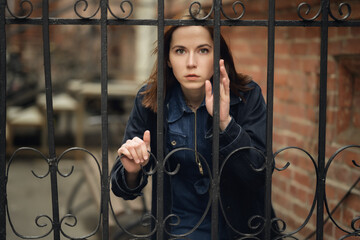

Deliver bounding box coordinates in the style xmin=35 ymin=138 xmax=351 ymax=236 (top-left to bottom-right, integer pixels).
xmin=167 ymin=130 xmax=187 ymax=149
xmin=166 ymin=131 xmax=188 ymax=172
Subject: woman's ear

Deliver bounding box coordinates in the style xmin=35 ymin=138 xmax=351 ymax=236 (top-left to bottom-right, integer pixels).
xmin=167 ymin=60 xmax=172 ymax=68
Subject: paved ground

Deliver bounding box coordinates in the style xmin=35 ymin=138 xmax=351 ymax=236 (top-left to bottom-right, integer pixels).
xmin=5 ymin=151 xmax=150 ymax=240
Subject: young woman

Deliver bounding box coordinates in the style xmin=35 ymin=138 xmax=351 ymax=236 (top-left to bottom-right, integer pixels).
xmin=111 ymin=10 xmax=277 ymax=239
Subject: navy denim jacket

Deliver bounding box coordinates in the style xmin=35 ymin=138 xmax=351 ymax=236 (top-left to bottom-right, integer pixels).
xmin=111 ymin=81 xmax=276 ymax=238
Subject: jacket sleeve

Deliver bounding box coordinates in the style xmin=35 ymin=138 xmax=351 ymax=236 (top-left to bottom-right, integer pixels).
xmin=111 ymin=156 xmax=148 ymax=200
xmin=110 ymin=87 xmax=152 ymax=200
xmin=218 ymin=82 xmax=267 ymax=189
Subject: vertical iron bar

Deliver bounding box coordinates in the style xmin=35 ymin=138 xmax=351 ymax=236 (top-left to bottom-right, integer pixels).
xmin=316 ymin=0 xmax=329 ymax=239
xmin=0 ymin=0 xmax=6 ymax=239
xmin=100 ymin=0 xmax=109 ymax=239
xmin=156 ymin=0 xmax=165 ymax=238
xmin=211 ymin=0 xmax=221 ymax=239
xmin=265 ymin=0 xmax=275 ymax=239
xmin=42 ymin=0 xmax=60 ymax=239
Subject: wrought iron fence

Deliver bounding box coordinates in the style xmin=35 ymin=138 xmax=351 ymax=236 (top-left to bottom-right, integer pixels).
xmin=1 ymin=0 xmax=360 ymax=239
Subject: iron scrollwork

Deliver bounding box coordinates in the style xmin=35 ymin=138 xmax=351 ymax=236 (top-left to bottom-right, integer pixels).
xmin=218 ymin=147 xmax=268 ymax=238
xmin=74 ymin=0 xmax=134 ymax=19
xmin=329 ymin=2 xmax=351 ymax=21
xmin=163 ymin=148 xmax=212 ymax=239
xmin=297 ymin=2 xmax=322 ymax=22
xmin=74 ymin=0 xmax=100 ymax=19
xmin=5 ymin=0 xmax=34 ymax=19
xmin=297 ymin=1 xmax=352 ymax=21
xmin=109 ymin=148 xmax=214 ymax=239
xmin=5 ymin=147 xmax=103 ymax=239
xmin=57 ymin=147 xmax=102 ymax=239
xmin=189 ymin=1 xmax=214 ymax=20
xmin=324 ymin=145 xmax=360 ymax=238
xmin=189 ymin=0 xmax=246 ymax=21
xmin=109 ymin=198 xmax=158 ymax=239
xmin=109 ymin=150 xmax=157 ymax=239
xmin=6 ymin=147 xmax=54 ymax=239
xmin=272 ymin=147 xmax=319 ymax=238
xmin=107 ymin=0 xmax=133 ymax=20
xmin=221 ymin=1 xmax=245 ymax=21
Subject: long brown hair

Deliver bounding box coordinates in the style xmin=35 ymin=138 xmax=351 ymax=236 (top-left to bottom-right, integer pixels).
xmin=141 ymin=10 xmax=252 ymax=112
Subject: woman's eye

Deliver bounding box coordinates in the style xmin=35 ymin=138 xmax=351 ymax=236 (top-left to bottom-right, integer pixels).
xmin=199 ymin=48 xmax=209 ymax=54
xmin=175 ymin=49 xmax=185 ymax=54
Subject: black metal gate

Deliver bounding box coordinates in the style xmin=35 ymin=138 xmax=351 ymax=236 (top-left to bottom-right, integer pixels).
xmin=1 ymin=0 xmax=360 ymax=239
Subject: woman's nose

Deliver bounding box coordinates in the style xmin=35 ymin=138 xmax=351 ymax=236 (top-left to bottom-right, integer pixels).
xmin=186 ymin=53 xmax=197 ymax=68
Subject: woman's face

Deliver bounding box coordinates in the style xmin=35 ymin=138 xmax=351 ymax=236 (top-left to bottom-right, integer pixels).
xmin=168 ymin=26 xmax=214 ymax=93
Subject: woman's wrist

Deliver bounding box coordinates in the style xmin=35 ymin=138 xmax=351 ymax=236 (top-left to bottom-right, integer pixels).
xmin=220 ymin=115 xmax=232 ymax=132
xmin=125 ymin=170 xmax=141 ymax=189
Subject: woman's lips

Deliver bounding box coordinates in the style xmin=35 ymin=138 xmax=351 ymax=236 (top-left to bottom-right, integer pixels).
xmin=185 ymin=74 xmax=199 ymax=80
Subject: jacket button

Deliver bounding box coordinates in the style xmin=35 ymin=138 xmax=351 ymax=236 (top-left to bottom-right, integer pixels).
xmin=171 ymin=140 xmax=177 ymax=146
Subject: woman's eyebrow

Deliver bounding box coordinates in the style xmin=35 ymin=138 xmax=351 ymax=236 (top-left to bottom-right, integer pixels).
xmin=198 ymin=44 xmax=213 ymax=48
xmin=170 ymin=43 xmax=213 ymax=50
xmin=171 ymin=45 xmax=185 ymax=49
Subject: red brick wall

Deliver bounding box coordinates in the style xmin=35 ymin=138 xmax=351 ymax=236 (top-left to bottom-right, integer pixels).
xmin=223 ymin=1 xmax=360 ymax=239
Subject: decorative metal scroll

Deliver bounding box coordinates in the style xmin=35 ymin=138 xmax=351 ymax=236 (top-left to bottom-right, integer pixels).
xmin=270 ymin=145 xmax=360 ymax=239
xmin=108 ymin=145 xmax=275 ymax=239
xmin=6 ymin=148 xmax=53 ymax=239
xmin=297 ymin=2 xmax=322 ymax=21
xmin=6 ymin=147 xmax=102 ymax=239
xmin=220 ymin=1 xmax=245 ymax=20
xmin=162 ymin=148 xmax=212 ymax=239
xmin=218 ymin=146 xmax=268 ymax=238
xmin=74 ymin=0 xmax=134 ymax=19
xmin=297 ymin=1 xmax=352 ymax=21
xmin=324 ymin=145 xmax=360 ymax=239
xmin=6 ymin=145 xmax=358 ymax=239
xmin=5 ymin=0 xmax=34 ymax=19
xmin=4 ymin=0 xmax=133 ymax=20
xmin=189 ymin=0 xmax=246 ymax=20
xmin=108 ymin=150 xmax=158 ymax=239
xmin=74 ymin=0 xmax=101 ymax=19
xmin=189 ymin=1 xmax=214 ymax=20
xmin=272 ymin=147 xmax=319 ymax=239
xmin=328 ymin=2 xmax=351 ymax=21
xmin=4 ymin=0 xmax=354 ymax=22
xmin=107 ymin=0 xmax=133 ymax=20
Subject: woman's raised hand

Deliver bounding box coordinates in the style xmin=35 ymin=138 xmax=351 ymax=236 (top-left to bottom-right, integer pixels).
xmin=205 ymin=59 xmax=232 ymax=131
xmin=118 ymin=130 xmax=151 ymax=176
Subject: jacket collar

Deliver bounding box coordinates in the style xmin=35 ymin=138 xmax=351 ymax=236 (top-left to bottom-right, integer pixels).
xmin=167 ymin=85 xmax=196 ymax=123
